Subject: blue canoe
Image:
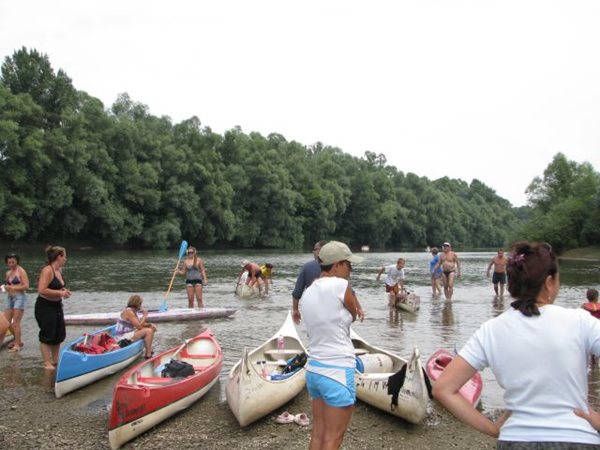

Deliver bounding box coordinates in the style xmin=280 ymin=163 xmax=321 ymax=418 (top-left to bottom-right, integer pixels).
xmin=55 ymin=324 xmax=144 ymax=398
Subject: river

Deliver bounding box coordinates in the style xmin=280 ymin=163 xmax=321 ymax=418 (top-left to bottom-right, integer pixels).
xmin=1 ymin=247 xmax=600 ymax=414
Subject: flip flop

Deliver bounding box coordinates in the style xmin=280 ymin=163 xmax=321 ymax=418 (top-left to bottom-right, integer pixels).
xmin=294 ymin=412 xmax=310 ymax=427
xmin=274 ymin=411 xmax=295 ymax=424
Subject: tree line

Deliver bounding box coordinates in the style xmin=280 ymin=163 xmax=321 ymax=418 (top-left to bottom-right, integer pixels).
xmin=1 ymin=48 xmax=595 ymax=252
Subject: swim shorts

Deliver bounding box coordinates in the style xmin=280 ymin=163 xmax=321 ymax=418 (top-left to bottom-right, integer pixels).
xmin=306 ymin=360 xmax=356 ymax=407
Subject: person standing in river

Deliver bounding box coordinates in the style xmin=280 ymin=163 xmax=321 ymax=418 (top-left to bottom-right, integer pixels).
xmin=432 ymin=242 xmax=461 ymax=300
xmin=4 ymin=252 xmax=29 ymax=352
xmin=35 ymin=246 xmax=72 ymax=370
xmin=292 ymin=240 xmax=326 ymax=324
xmin=178 ymin=246 xmax=208 ymax=308
xmin=429 ymin=247 xmax=443 ymax=297
xmin=486 ymin=248 xmax=508 ymax=297
xmin=376 ymin=258 xmax=406 ymax=306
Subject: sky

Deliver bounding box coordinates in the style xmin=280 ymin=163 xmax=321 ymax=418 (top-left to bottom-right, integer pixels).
xmin=1 ymin=0 xmax=599 ymax=207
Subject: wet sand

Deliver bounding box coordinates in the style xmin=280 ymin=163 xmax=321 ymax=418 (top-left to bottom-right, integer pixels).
xmin=0 ymin=362 xmax=498 ymax=450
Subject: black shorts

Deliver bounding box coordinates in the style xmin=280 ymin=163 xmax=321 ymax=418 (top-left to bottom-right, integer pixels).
xmin=186 ymin=279 xmax=203 ymax=286
xmin=35 ymin=296 xmax=66 ymax=345
xmin=492 ymin=272 xmax=506 ymax=284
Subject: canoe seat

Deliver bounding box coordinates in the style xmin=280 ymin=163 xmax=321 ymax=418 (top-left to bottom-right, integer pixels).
xmin=354 ymin=348 xmax=368 ymax=355
xmin=179 ymin=351 xmax=216 ymax=359
xmin=264 ymin=349 xmax=302 ymax=357
xmin=135 ymin=375 xmax=177 ymax=386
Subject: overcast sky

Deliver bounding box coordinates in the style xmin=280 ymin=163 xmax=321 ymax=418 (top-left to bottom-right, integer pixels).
xmin=1 ymin=0 xmax=599 ymax=207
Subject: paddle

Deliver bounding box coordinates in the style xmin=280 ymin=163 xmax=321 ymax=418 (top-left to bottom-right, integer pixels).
xmin=160 ymin=240 xmax=188 ymax=312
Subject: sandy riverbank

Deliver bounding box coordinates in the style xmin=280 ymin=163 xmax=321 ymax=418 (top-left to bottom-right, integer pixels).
xmin=0 ymin=363 xmax=499 ymax=450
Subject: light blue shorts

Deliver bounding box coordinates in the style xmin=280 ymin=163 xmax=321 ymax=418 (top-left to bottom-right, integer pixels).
xmin=6 ymin=293 xmax=27 ymax=310
xmin=306 ymin=360 xmax=356 ymax=407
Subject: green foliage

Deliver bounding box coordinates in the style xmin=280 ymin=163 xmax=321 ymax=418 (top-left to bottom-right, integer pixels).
xmin=517 ymin=153 xmax=600 ymax=253
xmin=0 ymin=47 xmax=525 ymax=249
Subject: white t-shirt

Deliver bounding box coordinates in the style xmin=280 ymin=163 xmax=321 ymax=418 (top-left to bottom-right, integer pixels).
xmin=384 ymin=265 xmax=405 ymax=286
xmin=300 ymin=276 xmax=355 ymax=368
xmin=460 ymin=305 xmax=600 ymax=444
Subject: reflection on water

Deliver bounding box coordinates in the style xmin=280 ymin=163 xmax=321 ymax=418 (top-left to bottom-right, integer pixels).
xmin=0 ymin=248 xmax=598 ymax=414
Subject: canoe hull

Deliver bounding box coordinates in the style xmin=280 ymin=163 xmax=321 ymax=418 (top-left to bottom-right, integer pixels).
xmin=425 ymin=349 xmax=483 ymax=406
xmin=108 ymin=330 xmax=222 ymax=449
xmin=226 ymin=312 xmax=307 ymax=426
xmin=55 ymin=325 xmax=144 ymax=398
xmin=65 ymin=307 xmax=237 ymax=325
xmin=352 ymin=329 xmax=430 ymax=424
xmin=395 ymin=293 xmax=420 ymax=313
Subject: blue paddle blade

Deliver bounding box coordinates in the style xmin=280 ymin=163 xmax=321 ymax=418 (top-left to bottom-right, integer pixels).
xmin=159 ymin=301 xmax=168 ymax=312
xmin=178 ymin=240 xmax=189 ymax=259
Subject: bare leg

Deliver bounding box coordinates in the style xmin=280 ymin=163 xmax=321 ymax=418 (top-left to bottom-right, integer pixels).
xmin=51 ymin=344 xmax=60 ymax=365
xmin=309 ymin=398 xmax=354 ymax=450
xmin=499 ymin=282 xmax=505 ymax=297
xmin=40 ymin=343 xmax=56 ymax=369
xmin=132 ymin=328 xmax=155 ymax=357
xmin=185 ymin=285 xmax=194 ymax=308
xmin=10 ymin=309 xmax=24 ymax=347
xmin=493 ymin=283 xmax=499 ymax=296
xmin=445 ymin=273 xmax=455 ymax=300
xmin=194 ymin=284 xmax=204 ymax=308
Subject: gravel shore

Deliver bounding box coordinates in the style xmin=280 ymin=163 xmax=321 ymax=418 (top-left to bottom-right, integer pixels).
xmin=0 ymin=358 xmax=498 ymax=450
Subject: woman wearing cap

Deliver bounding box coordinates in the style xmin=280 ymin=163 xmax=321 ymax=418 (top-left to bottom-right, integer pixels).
xmin=433 ymin=241 xmax=600 ymax=448
xmin=300 ymin=241 xmax=365 ymax=450
xmin=4 ymin=252 xmax=29 ymax=352
xmin=177 ymin=246 xmax=208 ymax=308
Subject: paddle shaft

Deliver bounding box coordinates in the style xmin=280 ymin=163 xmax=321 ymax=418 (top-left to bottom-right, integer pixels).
xmin=165 ymin=257 xmax=183 ymax=298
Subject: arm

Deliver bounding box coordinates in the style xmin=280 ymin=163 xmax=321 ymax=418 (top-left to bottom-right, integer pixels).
xmin=376 ymin=266 xmax=385 ymax=281
xmin=292 ymin=296 xmax=301 ymax=324
xmin=177 ymin=262 xmax=186 ymax=276
xmin=455 ymin=254 xmax=461 ymax=277
xmin=200 ymin=259 xmax=208 ymax=285
xmin=125 ymin=308 xmax=151 ymax=330
xmin=343 ymin=286 xmax=359 ymax=322
xmin=486 ymin=259 xmax=494 ymax=277
xmin=433 ymin=356 xmax=507 ymax=436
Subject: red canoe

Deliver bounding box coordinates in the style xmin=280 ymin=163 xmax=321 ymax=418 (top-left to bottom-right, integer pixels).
xmin=108 ymin=329 xmax=223 ymax=450
xmin=425 ymin=348 xmax=483 ymax=406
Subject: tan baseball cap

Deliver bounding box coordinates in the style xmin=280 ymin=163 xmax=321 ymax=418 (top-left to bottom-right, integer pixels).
xmin=318 ymin=241 xmax=363 ymax=265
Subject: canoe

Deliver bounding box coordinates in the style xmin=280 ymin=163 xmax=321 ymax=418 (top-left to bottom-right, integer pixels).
xmin=55 ymin=325 xmax=144 ymax=398
xmin=226 ymin=311 xmax=307 ymax=426
xmin=65 ymin=307 xmax=237 ymax=325
xmin=235 ymin=272 xmax=261 ymax=298
xmin=1 ymin=330 xmax=14 ymax=349
xmin=108 ymin=329 xmax=223 ymax=450
xmin=352 ymin=328 xmax=430 ymax=424
xmin=395 ymin=291 xmax=420 ymax=313
xmin=425 ymin=349 xmax=483 ymax=406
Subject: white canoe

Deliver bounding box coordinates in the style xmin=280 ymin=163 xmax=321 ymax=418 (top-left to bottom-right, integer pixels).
xmin=64 ymin=307 xmax=237 ymax=325
xmin=226 ymin=311 xmax=307 ymax=426
xmin=352 ymin=328 xmax=430 ymax=424
xmin=395 ymin=292 xmax=421 ymax=313
xmin=235 ymin=272 xmax=261 ymax=298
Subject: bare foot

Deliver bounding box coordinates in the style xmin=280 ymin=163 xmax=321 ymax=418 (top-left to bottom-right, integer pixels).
xmin=43 ymin=363 xmax=56 ymax=370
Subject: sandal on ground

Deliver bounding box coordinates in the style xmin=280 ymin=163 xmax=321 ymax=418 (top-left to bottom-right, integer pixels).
xmin=8 ymin=343 xmax=24 ymax=353
xmin=274 ymin=411 xmax=295 ymax=424
xmin=294 ymin=413 xmax=310 ymax=427
xmin=7 ymin=342 xmax=15 ymax=350
xmin=144 ymin=352 xmax=154 ymax=359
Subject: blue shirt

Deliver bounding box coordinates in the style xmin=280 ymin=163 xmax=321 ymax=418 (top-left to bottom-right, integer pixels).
xmin=430 ymin=255 xmax=442 ymax=275
xmin=292 ymin=259 xmax=321 ymax=300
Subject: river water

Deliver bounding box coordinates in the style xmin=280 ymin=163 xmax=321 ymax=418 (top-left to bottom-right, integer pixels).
xmin=1 ymin=247 xmax=600 ymax=414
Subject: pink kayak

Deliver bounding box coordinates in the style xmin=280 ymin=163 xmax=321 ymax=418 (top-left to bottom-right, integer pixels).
xmin=426 ymin=348 xmax=483 ymax=406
